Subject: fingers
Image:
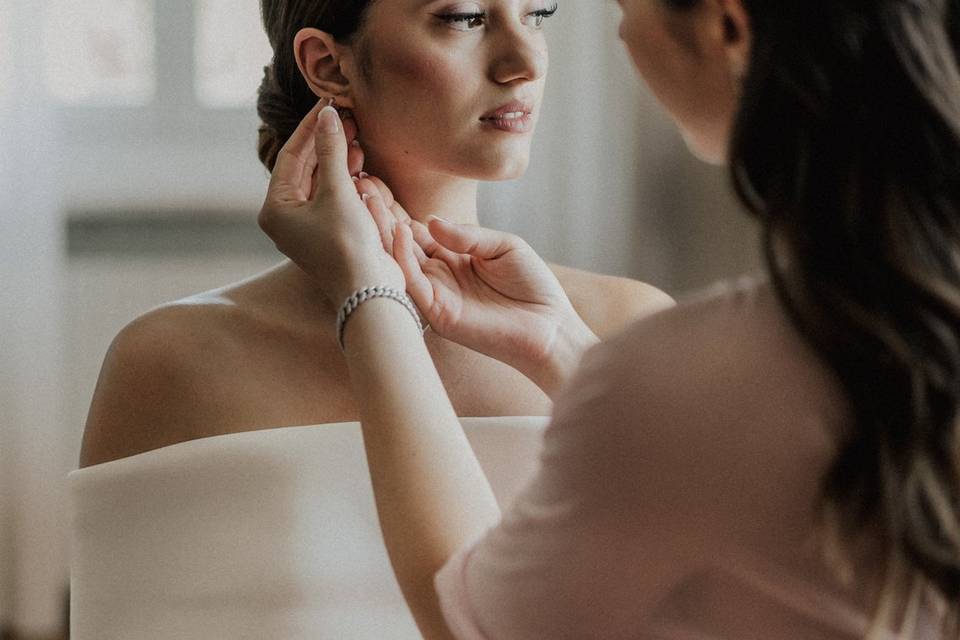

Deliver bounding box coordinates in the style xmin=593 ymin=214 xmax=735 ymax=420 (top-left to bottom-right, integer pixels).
xmin=362 ymin=175 xmax=396 ymax=208
xmin=354 ymin=171 xmax=393 ymax=202
xmin=269 ymin=101 xmax=326 ymax=202
xmin=353 ymin=175 xmax=392 ymax=206
xmin=410 ymin=231 xmax=429 ymax=265
xmin=365 ymin=193 xmax=397 ymax=254
xmin=342 ymin=115 xmax=358 ymax=144
xmin=340 ymin=115 xmax=365 ymax=177
xmin=428 ymin=217 xmax=519 ymax=260
xmin=343 ymin=167 xmax=446 ymax=268
xmin=410 ymin=219 xmax=442 ymax=257
xmin=388 ymin=201 xmax=412 ymax=226
xmin=311 ymin=105 xmax=354 ymax=200
xmin=348 ymin=170 xmax=425 ymax=260
xmin=347 ymin=140 xmax=365 ymax=178
xmin=395 ymin=222 xmax=434 ymax=311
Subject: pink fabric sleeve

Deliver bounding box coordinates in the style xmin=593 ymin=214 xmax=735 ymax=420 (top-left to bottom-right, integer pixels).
xmin=433 ymin=335 xmax=689 ymax=639
xmin=435 ymin=534 xmax=491 ymax=640
xmin=434 ymin=277 xmax=875 ymax=640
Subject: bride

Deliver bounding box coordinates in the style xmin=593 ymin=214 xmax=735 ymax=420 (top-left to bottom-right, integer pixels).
xmin=77 ymin=0 xmax=673 ymax=468
xmin=70 ymin=0 xmax=672 ymax=637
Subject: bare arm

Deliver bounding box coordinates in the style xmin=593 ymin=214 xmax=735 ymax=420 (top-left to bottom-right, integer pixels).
xmin=342 ymin=299 xmax=494 ymax=639
xmin=256 ymin=103 xmax=480 ymax=638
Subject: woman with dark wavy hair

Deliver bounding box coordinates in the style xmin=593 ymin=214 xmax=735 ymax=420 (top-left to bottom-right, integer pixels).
xmin=257 ymin=0 xmax=960 ymax=637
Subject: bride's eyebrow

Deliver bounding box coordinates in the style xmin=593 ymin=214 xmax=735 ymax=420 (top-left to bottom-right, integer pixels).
xmin=418 ymin=0 xmax=488 ymax=8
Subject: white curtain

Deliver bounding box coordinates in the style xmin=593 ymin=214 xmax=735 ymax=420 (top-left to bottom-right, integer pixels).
xmin=0 ymin=0 xmax=70 ymax=634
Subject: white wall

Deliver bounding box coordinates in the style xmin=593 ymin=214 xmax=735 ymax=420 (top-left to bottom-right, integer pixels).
xmin=0 ymin=0 xmax=70 ymax=633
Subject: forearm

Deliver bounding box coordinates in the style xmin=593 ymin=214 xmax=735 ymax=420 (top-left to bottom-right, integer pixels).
xmin=342 ymin=298 xmax=500 ymax=640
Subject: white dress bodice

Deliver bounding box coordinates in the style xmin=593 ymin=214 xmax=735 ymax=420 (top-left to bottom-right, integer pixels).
xmin=69 ymin=416 xmax=549 ymax=640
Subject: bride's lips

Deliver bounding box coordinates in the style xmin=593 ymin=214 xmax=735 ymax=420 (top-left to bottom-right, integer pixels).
xmin=479 ymin=100 xmax=535 ymax=133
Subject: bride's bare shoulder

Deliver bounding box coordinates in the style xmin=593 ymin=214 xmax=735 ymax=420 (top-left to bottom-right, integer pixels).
xmin=547 ymin=263 xmax=675 ymax=339
xmin=99 ymin=272 xmax=293 ymax=383
xmin=78 ymin=272 xmax=333 ymax=468
xmin=77 ymin=287 xmax=254 ymax=467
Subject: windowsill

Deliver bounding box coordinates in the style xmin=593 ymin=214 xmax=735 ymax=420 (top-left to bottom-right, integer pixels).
xmin=66 ymin=209 xmax=275 ymax=258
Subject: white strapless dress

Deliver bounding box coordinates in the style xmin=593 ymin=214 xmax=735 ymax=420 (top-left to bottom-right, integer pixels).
xmin=69 ymin=416 xmax=550 ymax=640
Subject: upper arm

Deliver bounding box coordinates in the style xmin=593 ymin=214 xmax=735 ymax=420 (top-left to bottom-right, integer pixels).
xmin=79 ymin=306 xmax=216 ymax=468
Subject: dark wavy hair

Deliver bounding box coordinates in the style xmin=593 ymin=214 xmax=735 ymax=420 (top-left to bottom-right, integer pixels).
xmin=257 ymin=0 xmax=375 ymax=172
xmin=666 ymin=0 xmax=960 ymax=635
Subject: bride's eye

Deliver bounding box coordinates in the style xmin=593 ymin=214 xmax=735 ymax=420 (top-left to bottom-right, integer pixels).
xmin=438 ymin=11 xmax=487 ymax=31
xmin=523 ymin=3 xmax=559 ymax=28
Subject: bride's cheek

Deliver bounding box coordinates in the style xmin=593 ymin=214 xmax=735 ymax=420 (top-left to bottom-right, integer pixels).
xmin=377 ymin=44 xmax=463 ymax=108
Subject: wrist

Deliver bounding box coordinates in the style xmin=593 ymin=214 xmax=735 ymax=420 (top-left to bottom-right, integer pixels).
xmin=529 ymin=314 xmax=599 ymax=400
xmin=330 ymin=258 xmax=405 ymax=307
xmin=336 ymin=285 xmax=423 ymax=351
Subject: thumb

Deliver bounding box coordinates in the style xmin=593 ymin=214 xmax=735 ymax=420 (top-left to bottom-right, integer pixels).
xmin=311 ymin=106 xmax=353 ymax=200
xmin=428 ymin=217 xmax=522 ymax=260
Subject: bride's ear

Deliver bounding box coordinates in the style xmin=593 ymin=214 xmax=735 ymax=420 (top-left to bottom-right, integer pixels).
xmin=293 ymin=28 xmax=356 ymax=109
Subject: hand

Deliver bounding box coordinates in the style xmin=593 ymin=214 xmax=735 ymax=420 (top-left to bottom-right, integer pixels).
xmin=363 ymin=195 xmax=598 ymax=396
xmin=258 ymin=101 xmax=404 ymax=307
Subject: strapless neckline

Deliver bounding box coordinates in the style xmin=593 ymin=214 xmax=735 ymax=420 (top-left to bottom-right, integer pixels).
xmin=70 ymin=415 xmax=552 ymax=476
xmin=69 ymin=414 xmax=551 ymax=639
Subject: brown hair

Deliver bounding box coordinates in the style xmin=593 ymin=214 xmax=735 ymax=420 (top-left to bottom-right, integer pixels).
xmin=666 ymin=0 xmax=960 ymax=634
xmin=257 ymin=0 xmax=376 ymax=172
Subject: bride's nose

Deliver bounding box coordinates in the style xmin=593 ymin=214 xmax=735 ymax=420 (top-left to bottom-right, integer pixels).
xmin=488 ymin=27 xmax=548 ymax=85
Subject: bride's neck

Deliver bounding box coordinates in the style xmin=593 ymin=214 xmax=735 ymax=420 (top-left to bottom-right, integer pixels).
xmin=363 ymin=157 xmax=480 ymax=226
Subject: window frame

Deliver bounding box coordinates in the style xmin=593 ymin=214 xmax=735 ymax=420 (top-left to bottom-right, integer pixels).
xmin=55 ymin=0 xmax=270 ymax=213
xmin=57 ymin=1 xmax=261 ymax=149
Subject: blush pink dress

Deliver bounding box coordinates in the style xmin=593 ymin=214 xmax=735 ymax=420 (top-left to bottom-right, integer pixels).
xmin=436 ymin=274 xmax=944 ymax=640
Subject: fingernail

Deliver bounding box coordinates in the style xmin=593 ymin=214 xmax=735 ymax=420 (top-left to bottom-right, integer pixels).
xmin=319 ymin=106 xmax=341 ymax=134
xmin=352 ymin=176 xmax=360 ymax=183
xmin=430 ymin=215 xmax=450 ymax=224
xmin=361 ymin=193 xmax=370 ymax=202
xmin=351 ymin=140 xmax=361 ymax=148
xmin=359 ymin=172 xmax=369 ymax=179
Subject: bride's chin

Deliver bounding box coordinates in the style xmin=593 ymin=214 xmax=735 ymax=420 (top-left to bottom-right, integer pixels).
xmin=678 ymin=125 xmax=730 ymax=167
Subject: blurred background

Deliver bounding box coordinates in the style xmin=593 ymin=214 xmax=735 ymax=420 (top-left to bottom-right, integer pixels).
xmin=0 ymin=0 xmax=759 ymax=637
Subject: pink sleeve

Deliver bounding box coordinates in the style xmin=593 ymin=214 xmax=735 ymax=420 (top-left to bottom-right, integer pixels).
xmin=435 ymin=534 xmax=491 ymax=640
xmin=434 ymin=277 xmax=832 ymax=640
xmin=433 ymin=338 xmax=681 ymax=640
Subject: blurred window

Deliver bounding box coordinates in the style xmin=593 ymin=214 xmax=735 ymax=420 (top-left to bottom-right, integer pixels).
xmin=50 ymin=1 xmax=275 ymax=213
xmin=195 ymin=0 xmax=272 ymax=108
xmin=41 ymin=0 xmax=271 ymax=110
xmin=42 ymin=0 xmax=156 ymax=105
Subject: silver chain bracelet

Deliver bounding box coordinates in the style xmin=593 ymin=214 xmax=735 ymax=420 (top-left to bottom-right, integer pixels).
xmin=336 ymin=286 xmax=425 ymax=351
